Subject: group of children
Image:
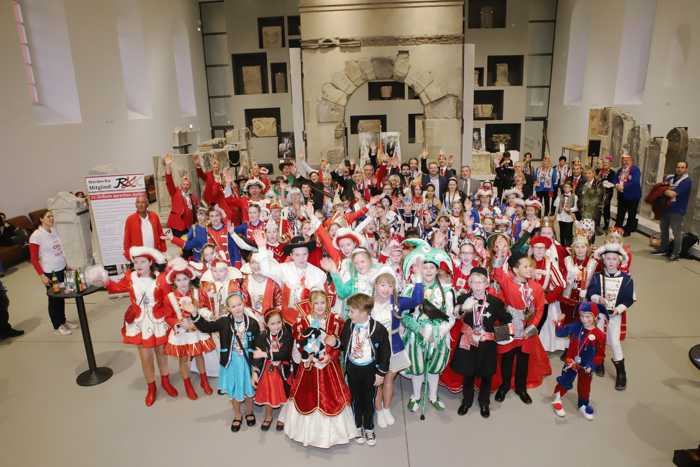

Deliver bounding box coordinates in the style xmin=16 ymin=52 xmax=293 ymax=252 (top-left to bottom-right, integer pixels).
xmin=85 ymin=151 xmax=636 ymax=449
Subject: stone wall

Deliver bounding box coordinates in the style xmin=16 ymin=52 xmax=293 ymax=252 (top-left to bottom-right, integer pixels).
xmin=299 ymin=0 xmax=465 ymax=163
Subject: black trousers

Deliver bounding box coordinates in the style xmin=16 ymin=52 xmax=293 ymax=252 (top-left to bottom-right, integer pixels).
xmin=499 ymin=346 xmax=529 ymax=393
xmin=346 ymin=361 xmax=376 ymax=430
xmin=616 ymin=196 xmax=639 ymax=235
xmin=0 ymin=280 xmax=11 ymax=335
xmin=44 ymin=269 xmax=66 ymax=329
xmin=602 ymin=189 xmax=613 ymax=229
xmin=559 ymin=221 xmax=573 ymax=247
xmin=463 ymin=373 xmax=492 ymax=407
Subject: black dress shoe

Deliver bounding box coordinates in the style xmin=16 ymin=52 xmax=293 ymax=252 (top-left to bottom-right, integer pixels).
xmin=0 ymin=328 xmax=24 ymax=340
xmin=457 ymin=400 xmax=471 ymax=416
xmin=650 ymin=249 xmax=667 ymax=256
xmin=669 ymin=255 xmax=680 ymax=262
xmin=479 ymin=404 xmax=490 ymax=418
xmin=515 ymin=391 xmax=532 ymax=405
xmin=494 ymin=388 xmax=508 ymax=402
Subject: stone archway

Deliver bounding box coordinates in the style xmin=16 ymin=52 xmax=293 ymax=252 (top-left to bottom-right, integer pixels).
xmin=314 ymin=50 xmax=462 ymax=163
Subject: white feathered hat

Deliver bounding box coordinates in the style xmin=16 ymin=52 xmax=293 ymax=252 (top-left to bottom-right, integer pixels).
xmin=129 ymin=246 xmax=166 ymax=264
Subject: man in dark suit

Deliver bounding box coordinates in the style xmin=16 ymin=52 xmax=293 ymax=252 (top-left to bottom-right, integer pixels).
xmin=421 ymin=158 xmax=448 ymax=200
xmin=437 ymin=153 xmax=457 ymax=179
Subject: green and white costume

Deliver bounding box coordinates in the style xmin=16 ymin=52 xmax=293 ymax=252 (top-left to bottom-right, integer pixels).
xmin=401 ymin=280 xmax=455 ymax=376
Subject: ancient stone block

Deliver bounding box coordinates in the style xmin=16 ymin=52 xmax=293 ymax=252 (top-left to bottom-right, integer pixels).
xmin=684 ymin=138 xmax=700 ymax=235
xmin=423 ymin=118 xmax=462 ymax=160
xmin=321 ymin=82 xmax=348 ymax=106
xmin=405 ymin=70 xmax=433 ymax=94
xmin=344 ymin=60 xmax=367 ymax=86
xmin=425 ymin=94 xmax=461 ymax=119
xmin=393 ymin=51 xmax=410 ymax=81
xmin=359 ymin=59 xmax=375 ymax=80
xmin=331 ymin=72 xmax=357 ymax=95
xmin=418 ymin=90 xmax=430 ymax=106
xmin=358 ymin=119 xmax=382 ymax=133
xmin=317 ymin=99 xmax=345 ymax=123
xmin=252 ymin=117 xmax=278 ymax=137
xmin=372 ymin=57 xmax=394 ymax=80
xmin=422 ymin=81 xmax=446 ymax=103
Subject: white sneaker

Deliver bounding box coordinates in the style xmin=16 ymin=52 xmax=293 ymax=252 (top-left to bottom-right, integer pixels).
xmin=552 ymin=400 xmax=566 ymax=417
xmin=376 ymin=409 xmax=387 ymax=428
xmin=64 ymin=320 xmax=79 ymax=330
xmin=384 ymin=408 xmax=395 ymax=426
xmin=579 ymin=405 xmax=595 ymax=420
xmin=55 ymin=324 xmax=72 ymax=336
xmin=355 ymin=428 xmax=366 ymax=444
xmin=365 ymin=430 xmax=376 ymax=446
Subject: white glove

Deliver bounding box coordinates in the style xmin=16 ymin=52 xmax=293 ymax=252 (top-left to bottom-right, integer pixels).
xmin=524 ymin=324 xmax=538 ymax=338
xmin=438 ymin=321 xmax=452 ymax=339
xmin=84 ymin=265 xmax=108 ymax=287
xmin=614 ymin=304 xmax=627 ymax=315
xmin=590 ymin=294 xmax=602 ymax=305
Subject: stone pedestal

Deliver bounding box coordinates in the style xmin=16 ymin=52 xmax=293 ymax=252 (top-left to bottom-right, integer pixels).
xmin=48 ymin=192 xmax=93 ymax=268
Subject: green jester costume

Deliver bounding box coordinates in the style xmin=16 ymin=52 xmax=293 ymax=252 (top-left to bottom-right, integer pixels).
xmin=400 ymin=240 xmax=455 ymax=417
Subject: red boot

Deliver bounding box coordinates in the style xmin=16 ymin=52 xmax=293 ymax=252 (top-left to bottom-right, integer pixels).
xmin=183 ymin=378 xmax=198 ymax=400
xmin=161 ymin=375 xmax=179 ymax=397
xmin=200 ymin=373 xmax=213 ymax=395
xmin=145 ymin=382 xmax=157 ymax=407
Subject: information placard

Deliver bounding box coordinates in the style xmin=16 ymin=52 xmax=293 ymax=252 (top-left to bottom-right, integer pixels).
xmin=85 ymin=174 xmax=145 ymax=267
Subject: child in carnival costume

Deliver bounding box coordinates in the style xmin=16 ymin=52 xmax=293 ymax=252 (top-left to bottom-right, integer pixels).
xmin=551 ymin=301 xmax=606 ymax=420
xmin=400 ymin=239 xmax=456 ymax=418
xmin=322 ymin=247 xmax=379 ymax=319
xmin=586 ymin=242 xmax=635 ymax=390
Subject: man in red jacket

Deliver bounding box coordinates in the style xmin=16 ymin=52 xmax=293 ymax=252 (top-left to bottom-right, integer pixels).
xmin=163 ymin=153 xmax=198 ymax=236
xmin=123 ymin=195 xmax=166 ymax=261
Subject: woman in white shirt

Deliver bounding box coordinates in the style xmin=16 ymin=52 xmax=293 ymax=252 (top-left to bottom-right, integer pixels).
xmin=29 ymin=211 xmax=77 ymax=336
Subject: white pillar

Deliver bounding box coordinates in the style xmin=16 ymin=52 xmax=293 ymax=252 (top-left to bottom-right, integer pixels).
xmin=461 ymin=43 xmax=475 ymax=167
xmin=289 ymin=48 xmax=306 ymax=159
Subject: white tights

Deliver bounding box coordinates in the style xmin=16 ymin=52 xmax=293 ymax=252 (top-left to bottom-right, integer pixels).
xmin=597 ymin=314 xmax=624 ymax=361
xmin=410 ymin=374 xmax=440 ymax=402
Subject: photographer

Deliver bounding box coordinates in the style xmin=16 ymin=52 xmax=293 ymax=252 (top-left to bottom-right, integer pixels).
xmin=494 ymin=152 xmax=515 ymax=198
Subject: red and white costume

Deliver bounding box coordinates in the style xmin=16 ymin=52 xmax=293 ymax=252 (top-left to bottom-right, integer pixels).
xmin=257 ymin=247 xmax=328 ymax=324
xmin=241 ymin=274 xmax=282 ymax=326
xmin=105 ymin=270 xmax=169 ymax=348
xmin=163 ymin=288 xmax=216 ymax=358
xmin=207 ymin=224 xmax=231 ymax=263
xmin=492 ymin=267 xmax=552 ymax=390
xmin=561 ymin=253 xmax=597 ymax=324
xmin=192 ymin=262 xmax=243 ymax=377
xmin=532 ymin=253 xmax=567 ymax=352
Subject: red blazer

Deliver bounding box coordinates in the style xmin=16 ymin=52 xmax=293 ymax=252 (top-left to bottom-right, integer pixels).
xmin=165 ymin=173 xmax=198 ymax=232
xmin=196 ymin=168 xmax=224 ymax=206
xmin=492 ymin=267 xmax=545 ymax=355
xmin=123 ymin=211 xmax=166 ymax=260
